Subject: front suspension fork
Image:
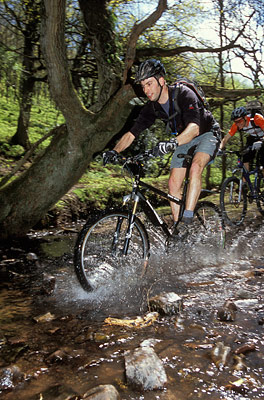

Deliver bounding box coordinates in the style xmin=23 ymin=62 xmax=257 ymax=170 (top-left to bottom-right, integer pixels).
xmin=122 ymin=196 xmax=139 ymax=256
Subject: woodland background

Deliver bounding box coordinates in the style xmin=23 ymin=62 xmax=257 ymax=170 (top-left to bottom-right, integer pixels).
xmin=0 ymin=0 xmax=263 ymax=239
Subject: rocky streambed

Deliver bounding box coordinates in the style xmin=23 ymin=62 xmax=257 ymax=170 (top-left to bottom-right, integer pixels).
xmin=0 ymin=217 xmax=264 ymax=399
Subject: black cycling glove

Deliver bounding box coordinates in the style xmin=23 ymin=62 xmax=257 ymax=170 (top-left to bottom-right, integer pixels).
xmin=152 ymin=139 xmax=178 ymax=157
xmin=102 ymin=150 xmax=118 ymax=165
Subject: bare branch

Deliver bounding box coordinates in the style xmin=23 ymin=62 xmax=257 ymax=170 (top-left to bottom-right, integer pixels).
xmin=136 ymin=42 xmax=255 ymax=58
xmin=202 ymin=85 xmax=263 ymax=99
xmin=123 ymin=0 xmax=167 ymax=83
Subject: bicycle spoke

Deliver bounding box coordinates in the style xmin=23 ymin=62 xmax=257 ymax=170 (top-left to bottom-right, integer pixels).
xmin=191 ymin=201 xmax=225 ymax=248
xmin=220 ymin=176 xmax=247 ymax=226
xmin=256 ymin=174 xmax=264 ymax=216
xmin=74 ymin=211 xmax=149 ymax=291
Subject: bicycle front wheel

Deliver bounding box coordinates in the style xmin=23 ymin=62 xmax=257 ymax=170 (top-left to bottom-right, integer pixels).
xmin=256 ymin=173 xmax=264 ymax=216
xmin=191 ymin=201 xmax=225 ymax=248
xmin=220 ymin=176 xmax=247 ymax=226
xmin=74 ymin=210 xmax=150 ymax=291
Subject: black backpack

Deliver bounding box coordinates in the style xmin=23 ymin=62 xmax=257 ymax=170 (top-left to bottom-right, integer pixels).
xmin=152 ymin=77 xmax=210 ymax=134
xmin=246 ymin=100 xmax=264 ymax=117
xmin=161 ymin=78 xmax=210 ymax=134
xmin=170 ymin=77 xmax=210 ymax=115
xmin=246 ymin=100 xmax=264 ymax=129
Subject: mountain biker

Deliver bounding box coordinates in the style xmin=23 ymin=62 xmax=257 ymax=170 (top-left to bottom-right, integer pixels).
xmin=103 ymin=59 xmax=220 ymax=239
xmin=220 ymin=106 xmax=264 ymax=171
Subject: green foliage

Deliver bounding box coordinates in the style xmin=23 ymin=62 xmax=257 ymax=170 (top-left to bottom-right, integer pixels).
xmin=69 ymin=159 xmax=171 ymax=211
xmin=0 ymin=0 xmax=263 ymax=219
xmin=0 ymin=88 xmax=65 ymax=156
xmin=0 ymin=142 xmax=24 ymax=157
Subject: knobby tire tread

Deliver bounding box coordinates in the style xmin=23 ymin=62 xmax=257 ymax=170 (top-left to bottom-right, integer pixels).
xmin=220 ymin=176 xmax=247 ymax=226
xmin=256 ymin=173 xmax=264 ymax=216
xmin=74 ymin=209 xmax=149 ymax=292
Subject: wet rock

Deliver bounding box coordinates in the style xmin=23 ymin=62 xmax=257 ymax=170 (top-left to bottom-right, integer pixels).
xmin=232 ymin=354 xmax=247 ymax=371
xmin=236 ymin=289 xmax=253 ymax=299
xmin=149 ymin=292 xmax=183 ymax=316
xmin=41 ymin=273 xmax=56 ymax=295
xmin=140 ymin=338 xmax=161 ymax=348
xmin=28 ymin=384 xmax=79 ymax=399
xmin=33 ymin=311 xmax=56 ymax=323
xmin=92 ymin=332 xmax=111 ymax=343
xmin=234 ymin=298 xmax=259 ymax=308
xmin=46 ymin=349 xmax=71 ymax=365
xmin=124 ymin=345 xmax=167 ymax=390
xmin=225 ymin=377 xmax=250 ymax=394
xmin=83 ymin=384 xmax=120 ymax=399
xmin=210 ymin=342 xmax=232 ymax=369
xmin=1 ymin=341 xmax=28 ymax=364
xmin=217 ymin=300 xmax=237 ymax=322
xmin=257 ymin=311 xmax=264 ymax=325
xmin=0 ymin=365 xmax=24 ymax=390
xmin=234 ymin=342 xmax=256 ymax=355
xmin=253 ymin=265 xmax=264 ymax=276
xmin=26 ymin=252 xmax=38 ymax=261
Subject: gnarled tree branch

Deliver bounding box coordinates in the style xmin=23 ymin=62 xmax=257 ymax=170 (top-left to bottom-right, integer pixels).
xmin=123 ymin=0 xmax=167 ymax=83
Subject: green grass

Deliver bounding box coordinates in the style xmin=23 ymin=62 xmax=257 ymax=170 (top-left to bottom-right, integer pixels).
xmin=0 ymin=87 xmax=65 ymax=156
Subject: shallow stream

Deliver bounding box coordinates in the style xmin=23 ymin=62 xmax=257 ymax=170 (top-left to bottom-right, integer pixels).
xmin=0 ymin=214 xmax=264 ymax=399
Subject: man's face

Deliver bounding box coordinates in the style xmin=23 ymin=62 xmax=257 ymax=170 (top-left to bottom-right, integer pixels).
xmin=140 ymin=76 xmax=163 ymax=101
xmin=234 ymin=117 xmax=246 ymax=129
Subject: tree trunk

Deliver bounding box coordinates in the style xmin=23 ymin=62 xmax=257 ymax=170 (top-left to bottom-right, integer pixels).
xmin=10 ymin=76 xmax=34 ymax=150
xmin=10 ymin=0 xmax=41 ymax=150
xmin=0 ymin=0 xmax=135 ymax=239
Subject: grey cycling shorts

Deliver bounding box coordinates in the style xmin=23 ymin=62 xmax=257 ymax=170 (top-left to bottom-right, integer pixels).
xmin=170 ymin=131 xmax=220 ymax=169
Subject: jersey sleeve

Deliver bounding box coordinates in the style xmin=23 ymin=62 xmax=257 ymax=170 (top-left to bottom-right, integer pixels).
xmin=228 ymin=123 xmax=237 ymax=137
xmin=254 ymin=113 xmax=264 ymax=130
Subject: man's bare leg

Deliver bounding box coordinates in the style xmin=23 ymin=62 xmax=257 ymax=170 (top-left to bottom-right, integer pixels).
xmin=168 ymin=167 xmax=186 ymax=222
xmin=185 ymin=152 xmax=211 ymax=212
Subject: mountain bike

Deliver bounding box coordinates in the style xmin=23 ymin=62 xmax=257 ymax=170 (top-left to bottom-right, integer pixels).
xmin=220 ymin=146 xmax=264 ymax=226
xmin=74 ymin=150 xmax=225 ymax=292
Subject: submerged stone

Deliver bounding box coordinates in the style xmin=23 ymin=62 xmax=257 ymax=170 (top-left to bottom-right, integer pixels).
xmin=0 ymin=365 xmax=24 ymax=390
xmin=125 ymin=346 xmax=167 ymax=391
xmin=149 ymin=292 xmax=183 ymax=316
xmin=83 ymin=384 xmax=120 ymax=399
xmin=210 ymin=341 xmax=232 ymax=369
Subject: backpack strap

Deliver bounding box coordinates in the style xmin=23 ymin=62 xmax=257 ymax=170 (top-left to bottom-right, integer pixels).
xmin=151 ymin=84 xmax=181 ymax=135
xmin=171 ymin=83 xmax=181 ymax=116
xmin=164 ymin=84 xmax=181 ymax=134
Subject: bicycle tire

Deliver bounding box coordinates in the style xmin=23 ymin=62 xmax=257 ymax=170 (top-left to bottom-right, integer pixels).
xmin=74 ymin=210 xmax=150 ymax=292
xmin=220 ymin=176 xmax=247 ymax=226
xmin=256 ymin=173 xmax=264 ymax=216
xmin=190 ymin=201 xmax=225 ymax=248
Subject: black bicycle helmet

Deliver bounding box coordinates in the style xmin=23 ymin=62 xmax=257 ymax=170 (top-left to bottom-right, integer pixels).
xmin=135 ymin=59 xmax=166 ymax=83
xmin=231 ymin=106 xmax=248 ymax=121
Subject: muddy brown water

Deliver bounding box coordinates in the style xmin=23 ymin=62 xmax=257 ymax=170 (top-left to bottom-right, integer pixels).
xmin=0 ymin=214 xmax=264 ymax=400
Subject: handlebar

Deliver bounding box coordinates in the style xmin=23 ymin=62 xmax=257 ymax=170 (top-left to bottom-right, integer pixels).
xmin=218 ymin=143 xmax=263 ymax=158
xmin=114 ymin=149 xmax=156 ymax=178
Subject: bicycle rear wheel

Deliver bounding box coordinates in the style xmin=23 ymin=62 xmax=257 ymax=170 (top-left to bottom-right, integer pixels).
xmin=256 ymin=173 xmax=264 ymax=216
xmin=190 ymin=201 xmax=225 ymax=248
xmin=74 ymin=210 xmax=150 ymax=291
xmin=220 ymin=176 xmax=247 ymax=226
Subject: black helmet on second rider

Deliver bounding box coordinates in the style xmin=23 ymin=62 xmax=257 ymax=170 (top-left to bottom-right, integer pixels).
xmin=231 ymin=106 xmax=248 ymax=121
xmin=135 ymin=59 xmax=166 ymax=83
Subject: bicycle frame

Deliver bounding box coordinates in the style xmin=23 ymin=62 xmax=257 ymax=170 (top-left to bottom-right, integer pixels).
xmin=119 ymin=156 xmax=190 ymax=255
xmin=232 ymin=153 xmax=262 ymax=199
